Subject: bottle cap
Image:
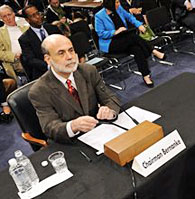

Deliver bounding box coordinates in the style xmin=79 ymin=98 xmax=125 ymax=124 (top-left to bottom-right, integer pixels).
xmin=41 ymin=161 xmax=48 ymax=167
xmin=14 ymin=150 xmax=22 ymax=158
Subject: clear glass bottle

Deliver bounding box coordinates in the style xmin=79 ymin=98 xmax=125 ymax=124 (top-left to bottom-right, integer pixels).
xmin=8 ymin=158 xmax=32 ymax=193
xmin=15 ymin=150 xmax=39 ymax=186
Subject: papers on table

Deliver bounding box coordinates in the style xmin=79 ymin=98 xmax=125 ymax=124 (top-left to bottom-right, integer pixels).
xmin=78 ymin=106 xmax=161 ymax=155
xmin=18 ymin=170 xmax=73 ymax=199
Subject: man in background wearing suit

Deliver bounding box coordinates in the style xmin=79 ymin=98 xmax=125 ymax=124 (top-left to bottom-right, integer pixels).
xmin=0 ymin=5 xmax=29 ymax=82
xmin=29 ymin=34 xmax=120 ymax=144
xmin=19 ymin=5 xmax=61 ymax=81
xmin=173 ymin=0 xmax=195 ymax=31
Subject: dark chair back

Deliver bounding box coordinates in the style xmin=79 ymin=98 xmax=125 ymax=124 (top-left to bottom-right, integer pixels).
xmin=70 ymin=31 xmax=91 ymax=58
xmin=7 ymin=81 xmax=47 ymax=151
xmin=70 ymin=20 xmax=91 ymax=39
xmin=146 ymin=6 xmax=171 ymax=32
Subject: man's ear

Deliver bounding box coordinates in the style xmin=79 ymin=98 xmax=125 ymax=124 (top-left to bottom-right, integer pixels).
xmin=44 ymin=54 xmax=51 ymax=65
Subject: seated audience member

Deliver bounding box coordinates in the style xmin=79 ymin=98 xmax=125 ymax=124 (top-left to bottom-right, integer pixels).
xmin=46 ymin=0 xmax=72 ymax=24
xmin=0 ymin=5 xmax=29 ymax=82
xmin=19 ymin=5 xmax=61 ymax=81
xmin=4 ymin=0 xmax=28 ymax=16
xmin=95 ymin=0 xmax=165 ymax=87
xmin=52 ymin=20 xmax=91 ymax=63
xmin=29 ymin=34 xmax=120 ymax=144
xmin=120 ymin=0 xmax=144 ymax=22
xmin=120 ymin=0 xmax=158 ymax=24
xmin=0 ymin=67 xmax=16 ymax=123
xmin=172 ymin=0 xmax=195 ymax=31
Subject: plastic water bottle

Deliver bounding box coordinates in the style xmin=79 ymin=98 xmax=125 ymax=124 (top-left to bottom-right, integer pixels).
xmin=15 ymin=150 xmax=39 ymax=186
xmin=8 ymin=158 xmax=32 ymax=193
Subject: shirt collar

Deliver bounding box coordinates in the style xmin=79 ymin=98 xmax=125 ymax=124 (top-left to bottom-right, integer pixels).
xmin=31 ymin=25 xmax=44 ymax=33
xmin=51 ymin=67 xmax=75 ymax=88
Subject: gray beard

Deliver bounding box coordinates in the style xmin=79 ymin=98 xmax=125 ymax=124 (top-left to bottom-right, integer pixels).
xmin=50 ymin=57 xmax=78 ymax=73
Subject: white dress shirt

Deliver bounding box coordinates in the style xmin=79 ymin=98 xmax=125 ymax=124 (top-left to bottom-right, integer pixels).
xmin=184 ymin=0 xmax=195 ymax=8
xmin=30 ymin=25 xmax=49 ymax=41
xmin=7 ymin=25 xmax=23 ymax=54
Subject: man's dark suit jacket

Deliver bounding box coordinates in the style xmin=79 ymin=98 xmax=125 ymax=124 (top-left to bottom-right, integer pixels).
xmin=172 ymin=0 xmax=195 ymax=23
xmin=29 ymin=64 xmax=120 ymax=144
xmin=19 ymin=24 xmax=61 ymax=81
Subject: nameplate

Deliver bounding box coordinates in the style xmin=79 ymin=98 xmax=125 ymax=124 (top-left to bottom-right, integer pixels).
xmin=132 ymin=130 xmax=186 ymax=177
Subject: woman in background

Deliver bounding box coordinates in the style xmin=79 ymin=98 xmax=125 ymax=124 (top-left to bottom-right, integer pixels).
xmin=95 ymin=0 xmax=165 ymax=87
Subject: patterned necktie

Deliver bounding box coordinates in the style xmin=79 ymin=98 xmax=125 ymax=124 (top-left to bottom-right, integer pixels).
xmin=40 ymin=29 xmax=46 ymax=41
xmin=66 ymin=79 xmax=80 ymax=103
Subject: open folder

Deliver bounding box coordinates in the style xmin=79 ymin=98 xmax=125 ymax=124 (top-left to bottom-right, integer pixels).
xmin=78 ymin=106 xmax=161 ymax=155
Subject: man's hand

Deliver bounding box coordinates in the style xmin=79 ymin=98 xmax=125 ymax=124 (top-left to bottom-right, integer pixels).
xmin=60 ymin=17 xmax=67 ymax=24
xmin=96 ymin=106 xmax=115 ymax=120
xmin=185 ymin=1 xmax=193 ymax=11
xmin=71 ymin=116 xmax=98 ymax=133
xmin=114 ymin=27 xmax=127 ymax=35
xmin=129 ymin=8 xmax=142 ymax=15
xmin=138 ymin=25 xmax=146 ymax=33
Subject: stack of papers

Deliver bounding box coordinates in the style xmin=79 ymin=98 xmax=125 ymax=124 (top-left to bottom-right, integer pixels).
xmin=78 ymin=106 xmax=161 ymax=155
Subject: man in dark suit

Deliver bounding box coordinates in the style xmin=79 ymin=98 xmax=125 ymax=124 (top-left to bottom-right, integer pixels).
xmin=172 ymin=0 xmax=195 ymax=30
xmin=29 ymin=34 xmax=120 ymax=144
xmin=19 ymin=5 xmax=61 ymax=81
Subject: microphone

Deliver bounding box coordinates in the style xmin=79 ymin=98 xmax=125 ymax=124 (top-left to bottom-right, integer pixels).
xmin=100 ymin=85 xmax=139 ymax=125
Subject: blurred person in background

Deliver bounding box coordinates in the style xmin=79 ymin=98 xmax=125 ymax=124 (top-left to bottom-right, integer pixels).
xmin=95 ymin=0 xmax=166 ymax=87
xmin=172 ymin=0 xmax=195 ymax=31
xmin=19 ymin=5 xmax=61 ymax=81
xmin=45 ymin=0 xmax=72 ymax=24
xmin=0 ymin=65 xmax=16 ymax=123
xmin=0 ymin=5 xmax=29 ymax=83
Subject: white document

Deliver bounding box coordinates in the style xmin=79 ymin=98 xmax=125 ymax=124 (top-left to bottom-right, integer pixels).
xmin=78 ymin=124 xmax=125 ymax=155
xmin=78 ymin=106 xmax=161 ymax=155
xmin=86 ymin=57 xmax=104 ymax=65
xmin=132 ymin=130 xmax=186 ymax=177
xmin=18 ymin=170 xmax=73 ymax=199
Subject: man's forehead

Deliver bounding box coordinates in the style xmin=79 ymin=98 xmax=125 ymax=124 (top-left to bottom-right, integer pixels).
xmin=1 ymin=8 xmax=12 ymax=14
xmin=26 ymin=7 xmax=37 ymax=14
xmin=52 ymin=42 xmax=73 ymax=52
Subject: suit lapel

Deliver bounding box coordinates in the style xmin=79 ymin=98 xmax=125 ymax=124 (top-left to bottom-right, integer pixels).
xmin=28 ymin=28 xmax=42 ymax=54
xmin=1 ymin=26 xmax=11 ymax=50
xmin=103 ymin=8 xmax=115 ymax=25
xmin=18 ymin=25 xmax=29 ymax=33
xmin=47 ymin=70 xmax=84 ymax=115
xmin=74 ymin=70 xmax=89 ymax=115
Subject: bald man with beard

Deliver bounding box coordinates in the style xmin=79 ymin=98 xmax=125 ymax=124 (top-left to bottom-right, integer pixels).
xmin=29 ymin=34 xmax=120 ymax=144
